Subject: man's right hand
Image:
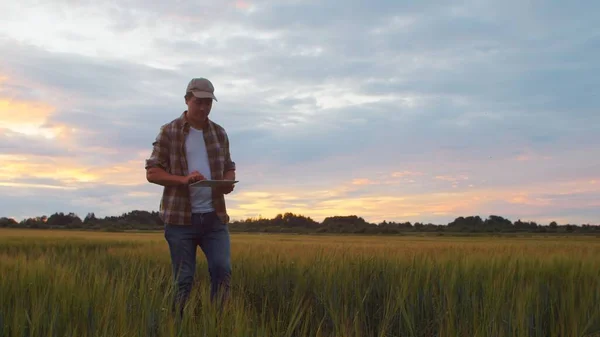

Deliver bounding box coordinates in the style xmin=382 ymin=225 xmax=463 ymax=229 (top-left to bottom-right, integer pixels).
xmin=181 ymin=170 xmax=205 ymax=185
xmin=147 ymin=167 xmax=206 ymax=187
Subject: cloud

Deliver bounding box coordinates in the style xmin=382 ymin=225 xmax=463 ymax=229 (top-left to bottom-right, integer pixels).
xmin=0 ymin=130 xmax=70 ymax=157
xmin=0 ymin=82 xmax=74 ymax=142
xmin=0 ymin=0 xmax=599 ymax=225
xmin=0 ymin=182 xmax=161 ymax=221
xmin=227 ymin=175 xmax=600 ymax=224
xmin=0 ymin=149 xmax=149 ymax=188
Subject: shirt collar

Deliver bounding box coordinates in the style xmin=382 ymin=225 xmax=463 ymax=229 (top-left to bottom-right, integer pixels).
xmin=179 ymin=111 xmax=210 ymax=130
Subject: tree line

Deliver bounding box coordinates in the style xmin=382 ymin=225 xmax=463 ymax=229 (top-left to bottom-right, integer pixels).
xmin=0 ymin=211 xmax=598 ymax=235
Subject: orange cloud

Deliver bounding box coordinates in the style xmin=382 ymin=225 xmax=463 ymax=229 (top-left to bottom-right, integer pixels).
xmin=225 ymin=174 xmax=600 ymax=224
xmin=508 ymin=193 xmax=552 ymax=206
xmin=0 ymin=75 xmax=74 ymax=140
xmin=0 ymin=96 xmax=72 ymax=140
xmin=228 ymin=188 xmax=481 ymax=223
xmin=0 ymin=152 xmax=148 ymax=188
xmin=88 ymin=157 xmax=148 ymax=186
xmin=391 ymin=171 xmax=423 ymax=178
xmin=0 ymin=181 xmax=76 ymax=190
xmin=0 ymin=99 xmax=53 ymax=124
xmin=513 ymin=149 xmax=553 ymax=162
xmin=352 ymin=178 xmax=373 ymax=185
xmin=349 ymin=171 xmax=425 ymax=187
xmin=0 ymin=154 xmax=98 ymax=184
xmin=228 ymin=174 xmax=484 ymax=223
xmin=435 ymin=175 xmax=469 ymax=182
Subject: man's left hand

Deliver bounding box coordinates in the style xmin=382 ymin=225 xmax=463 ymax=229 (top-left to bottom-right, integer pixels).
xmin=218 ymin=171 xmax=236 ymax=194
xmin=218 ymin=183 xmax=235 ymax=195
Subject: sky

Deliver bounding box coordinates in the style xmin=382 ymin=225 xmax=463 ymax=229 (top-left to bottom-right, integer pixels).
xmin=0 ymin=0 xmax=598 ymax=226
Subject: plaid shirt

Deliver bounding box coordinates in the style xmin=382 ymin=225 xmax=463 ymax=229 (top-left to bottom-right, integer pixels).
xmin=145 ymin=111 xmax=236 ymax=225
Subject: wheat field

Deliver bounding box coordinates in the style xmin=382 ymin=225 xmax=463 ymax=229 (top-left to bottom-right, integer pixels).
xmin=1 ymin=228 xmax=599 ymax=337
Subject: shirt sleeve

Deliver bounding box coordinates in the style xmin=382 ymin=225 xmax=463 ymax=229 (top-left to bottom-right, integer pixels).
xmin=145 ymin=125 xmax=170 ymax=171
xmin=223 ymin=131 xmax=236 ymax=172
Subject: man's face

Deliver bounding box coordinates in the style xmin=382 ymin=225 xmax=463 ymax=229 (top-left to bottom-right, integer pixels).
xmin=186 ymin=96 xmax=213 ymax=122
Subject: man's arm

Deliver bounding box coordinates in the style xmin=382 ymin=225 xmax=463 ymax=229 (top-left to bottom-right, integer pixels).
xmin=145 ymin=126 xmax=204 ymax=186
xmin=147 ymin=167 xmax=186 ymax=186
xmin=147 ymin=167 xmax=205 ymax=186
xmin=222 ymin=132 xmax=236 ymax=179
xmin=218 ymin=131 xmax=236 ymax=194
xmin=145 ymin=125 xmax=173 ymax=186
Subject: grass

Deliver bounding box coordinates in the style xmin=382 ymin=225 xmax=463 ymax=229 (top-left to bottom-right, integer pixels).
xmin=1 ymin=228 xmax=599 ymax=337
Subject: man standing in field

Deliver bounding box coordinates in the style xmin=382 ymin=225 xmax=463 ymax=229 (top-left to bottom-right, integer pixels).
xmin=145 ymin=77 xmax=236 ymax=317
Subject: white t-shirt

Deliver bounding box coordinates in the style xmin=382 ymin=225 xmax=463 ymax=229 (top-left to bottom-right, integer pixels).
xmin=185 ymin=127 xmax=214 ymax=213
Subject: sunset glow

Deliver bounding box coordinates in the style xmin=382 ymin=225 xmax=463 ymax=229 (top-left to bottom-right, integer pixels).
xmin=0 ymin=1 xmax=598 ymax=225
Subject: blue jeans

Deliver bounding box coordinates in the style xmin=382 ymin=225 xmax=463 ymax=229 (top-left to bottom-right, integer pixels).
xmin=164 ymin=212 xmax=231 ymax=316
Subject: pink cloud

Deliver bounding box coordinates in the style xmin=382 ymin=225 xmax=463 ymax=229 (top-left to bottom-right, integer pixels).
xmin=391 ymin=171 xmax=423 ymax=178
xmin=434 ymin=175 xmax=469 ymax=183
xmin=235 ymin=0 xmax=251 ymax=9
xmin=352 ymin=178 xmax=373 ymax=186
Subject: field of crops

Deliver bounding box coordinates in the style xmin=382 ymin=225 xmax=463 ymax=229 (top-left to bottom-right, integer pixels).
xmin=1 ymin=228 xmax=599 ymax=337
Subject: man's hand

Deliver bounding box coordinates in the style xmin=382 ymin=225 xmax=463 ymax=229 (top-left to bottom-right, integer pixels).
xmin=147 ymin=167 xmax=203 ymax=187
xmin=181 ymin=170 xmax=205 ymax=185
xmin=217 ymin=170 xmax=236 ymax=194
xmin=218 ymin=183 xmax=235 ymax=195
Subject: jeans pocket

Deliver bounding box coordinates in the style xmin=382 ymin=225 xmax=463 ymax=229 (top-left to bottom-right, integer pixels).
xmin=209 ymin=213 xmax=227 ymax=231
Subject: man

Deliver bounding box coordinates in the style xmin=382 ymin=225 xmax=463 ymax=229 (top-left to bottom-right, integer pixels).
xmin=145 ymin=77 xmax=236 ymax=317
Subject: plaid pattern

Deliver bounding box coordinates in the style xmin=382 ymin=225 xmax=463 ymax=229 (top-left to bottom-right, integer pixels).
xmin=145 ymin=112 xmax=236 ymax=225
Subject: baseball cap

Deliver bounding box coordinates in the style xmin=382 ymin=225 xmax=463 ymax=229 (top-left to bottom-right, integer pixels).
xmin=186 ymin=78 xmax=218 ymax=102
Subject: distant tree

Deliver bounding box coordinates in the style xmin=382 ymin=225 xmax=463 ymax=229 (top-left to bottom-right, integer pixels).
xmin=448 ymin=216 xmax=484 ymax=230
xmin=398 ymin=221 xmax=413 ymax=229
xmin=0 ymin=217 xmax=18 ymax=227
xmin=2 ymin=210 xmax=599 ymax=234
xmin=484 ymin=215 xmax=512 ymax=231
xmin=84 ymin=212 xmax=97 ymax=225
xmin=514 ymin=219 xmax=538 ymax=231
xmin=272 ymin=212 xmax=320 ymax=228
xmin=47 ymin=212 xmax=82 ymax=228
xmin=20 ymin=217 xmax=46 ymax=228
xmin=322 ymin=215 xmax=374 ymax=232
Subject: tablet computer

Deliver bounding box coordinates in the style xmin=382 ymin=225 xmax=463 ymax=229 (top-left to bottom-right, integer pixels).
xmin=189 ymin=180 xmax=238 ymax=187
